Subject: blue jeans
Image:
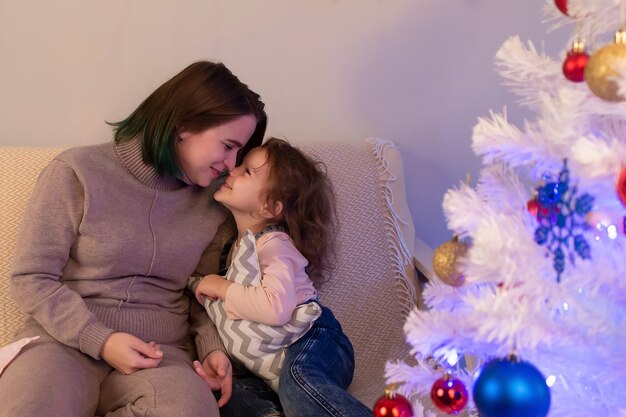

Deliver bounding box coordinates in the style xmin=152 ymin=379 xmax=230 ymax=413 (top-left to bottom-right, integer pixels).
xmin=218 ymin=374 xmax=283 ymax=417
xmin=218 ymin=306 xmax=372 ymax=417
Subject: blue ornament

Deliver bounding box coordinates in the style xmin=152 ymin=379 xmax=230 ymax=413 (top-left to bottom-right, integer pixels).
xmin=536 ymin=182 xmax=562 ymax=206
xmin=473 ymin=358 xmax=550 ymax=417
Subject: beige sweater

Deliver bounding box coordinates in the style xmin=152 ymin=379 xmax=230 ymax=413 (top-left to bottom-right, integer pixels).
xmin=11 ymin=138 xmax=226 ymax=361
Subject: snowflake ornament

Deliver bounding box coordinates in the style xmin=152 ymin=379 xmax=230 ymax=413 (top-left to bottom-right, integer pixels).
xmin=533 ymin=160 xmax=594 ymax=281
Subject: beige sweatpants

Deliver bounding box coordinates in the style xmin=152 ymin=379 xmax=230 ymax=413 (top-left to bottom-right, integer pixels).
xmin=0 ymin=327 xmax=220 ymax=417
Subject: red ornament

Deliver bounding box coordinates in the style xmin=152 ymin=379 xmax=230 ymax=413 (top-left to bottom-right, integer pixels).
xmin=563 ymin=49 xmax=589 ymax=82
xmin=527 ymin=198 xmax=558 ymax=219
xmin=617 ymin=166 xmax=626 ymax=207
xmin=527 ymin=199 xmax=540 ymax=217
xmin=373 ymin=391 xmax=413 ymax=417
xmin=430 ymin=376 xmax=468 ymax=414
xmin=555 ymin=0 xmax=568 ymax=15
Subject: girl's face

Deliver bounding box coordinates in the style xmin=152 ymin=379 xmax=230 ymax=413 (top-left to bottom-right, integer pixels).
xmin=214 ymin=147 xmax=273 ymax=218
xmin=176 ymin=114 xmax=257 ymax=187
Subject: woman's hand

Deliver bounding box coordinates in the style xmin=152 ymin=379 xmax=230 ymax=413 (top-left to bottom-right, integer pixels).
xmin=100 ymin=332 xmax=163 ymax=374
xmin=193 ymin=350 xmax=233 ymax=407
xmin=195 ymin=274 xmax=232 ymax=303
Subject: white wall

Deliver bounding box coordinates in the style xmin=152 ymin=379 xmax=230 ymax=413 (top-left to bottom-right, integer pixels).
xmin=0 ymin=0 xmax=570 ymax=247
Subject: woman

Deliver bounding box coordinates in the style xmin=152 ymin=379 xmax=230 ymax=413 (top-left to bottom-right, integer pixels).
xmin=0 ymin=61 xmax=266 ymax=417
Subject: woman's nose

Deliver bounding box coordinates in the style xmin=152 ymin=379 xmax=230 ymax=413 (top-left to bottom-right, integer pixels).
xmin=224 ymin=153 xmax=237 ymax=171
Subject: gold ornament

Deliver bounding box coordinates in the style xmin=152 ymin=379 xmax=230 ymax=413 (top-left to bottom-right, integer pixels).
xmin=432 ymin=236 xmax=469 ymax=287
xmin=584 ymin=30 xmax=626 ymax=102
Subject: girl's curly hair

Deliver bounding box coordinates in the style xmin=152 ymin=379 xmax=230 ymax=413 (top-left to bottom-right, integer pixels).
xmin=261 ymin=137 xmax=338 ymax=286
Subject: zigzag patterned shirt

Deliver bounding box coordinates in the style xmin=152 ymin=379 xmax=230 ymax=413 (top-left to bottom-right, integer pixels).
xmin=222 ymin=229 xmax=318 ymax=326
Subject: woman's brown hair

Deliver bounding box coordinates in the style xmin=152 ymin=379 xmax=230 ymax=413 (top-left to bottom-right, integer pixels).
xmin=261 ymin=138 xmax=338 ymax=286
xmin=108 ymin=61 xmax=267 ymax=178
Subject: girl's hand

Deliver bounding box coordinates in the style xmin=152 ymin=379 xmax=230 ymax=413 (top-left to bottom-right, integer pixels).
xmin=100 ymin=332 xmax=163 ymax=374
xmin=195 ymin=274 xmax=232 ymax=303
xmin=193 ymin=351 xmax=233 ymax=407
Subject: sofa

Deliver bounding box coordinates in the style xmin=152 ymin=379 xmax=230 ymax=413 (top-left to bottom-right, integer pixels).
xmin=0 ymin=138 xmax=427 ymax=409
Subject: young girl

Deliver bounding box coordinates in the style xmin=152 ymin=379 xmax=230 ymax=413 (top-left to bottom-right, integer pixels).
xmin=192 ymin=138 xmax=372 ymax=417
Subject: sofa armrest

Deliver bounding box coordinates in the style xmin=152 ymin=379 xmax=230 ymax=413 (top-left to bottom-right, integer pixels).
xmin=413 ymin=236 xmax=434 ymax=283
xmin=413 ymin=236 xmax=433 ymax=311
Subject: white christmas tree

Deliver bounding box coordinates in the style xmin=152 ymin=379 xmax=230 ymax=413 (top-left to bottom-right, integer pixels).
xmin=384 ymin=1 xmax=626 ymax=417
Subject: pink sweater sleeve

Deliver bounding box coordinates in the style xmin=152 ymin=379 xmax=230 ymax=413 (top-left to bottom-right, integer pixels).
xmin=223 ymin=233 xmax=312 ymax=326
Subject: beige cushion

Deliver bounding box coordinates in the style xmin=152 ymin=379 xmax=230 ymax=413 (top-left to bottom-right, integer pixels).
xmin=0 ymin=147 xmax=63 ymax=346
xmin=300 ymin=138 xmax=417 ymax=407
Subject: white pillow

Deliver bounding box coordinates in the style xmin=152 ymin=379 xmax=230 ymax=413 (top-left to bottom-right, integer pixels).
xmin=0 ymin=336 xmax=39 ymax=376
xmin=199 ymin=230 xmax=321 ymax=391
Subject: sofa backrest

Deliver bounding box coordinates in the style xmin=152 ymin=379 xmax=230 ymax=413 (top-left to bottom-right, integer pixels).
xmin=299 ymin=139 xmax=417 ymax=406
xmin=0 ymin=147 xmax=64 ymax=346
